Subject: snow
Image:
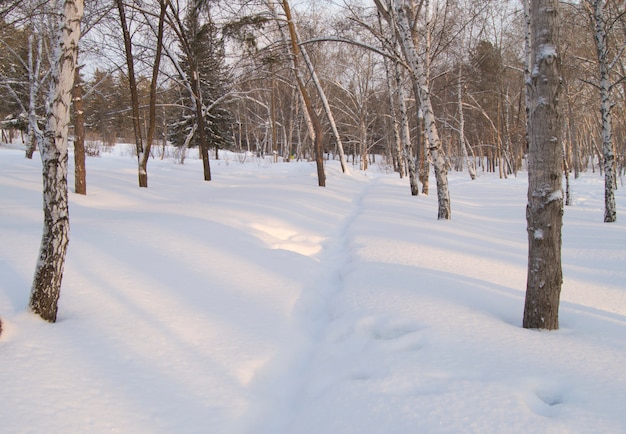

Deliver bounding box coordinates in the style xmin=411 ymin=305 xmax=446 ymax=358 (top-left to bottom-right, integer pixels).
xmin=538 ymin=44 xmax=557 ymax=65
xmin=1 ymin=143 xmax=626 ymax=433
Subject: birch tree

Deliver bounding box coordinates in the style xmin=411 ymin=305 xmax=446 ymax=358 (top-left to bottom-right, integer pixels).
xmin=29 ymin=0 xmax=83 ymax=323
xmin=389 ymin=50 xmax=419 ymax=194
xmin=458 ymin=63 xmax=476 ymax=180
xmin=0 ymin=3 xmax=53 ymax=159
xmin=523 ymin=0 xmax=563 ymax=330
xmin=585 ymin=0 xmax=617 ymax=223
xmin=375 ymin=0 xmax=451 ymax=219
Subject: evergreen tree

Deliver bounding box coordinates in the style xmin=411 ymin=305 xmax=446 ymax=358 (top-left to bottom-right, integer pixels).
xmin=169 ymin=0 xmax=232 ymax=154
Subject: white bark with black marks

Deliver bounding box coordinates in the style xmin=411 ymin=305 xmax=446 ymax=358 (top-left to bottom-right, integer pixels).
xmin=30 ymin=0 xmax=83 ymax=323
xmin=394 ymin=57 xmax=419 ymax=195
xmin=391 ymin=0 xmax=450 ymax=219
xmin=587 ymin=0 xmax=617 ymax=222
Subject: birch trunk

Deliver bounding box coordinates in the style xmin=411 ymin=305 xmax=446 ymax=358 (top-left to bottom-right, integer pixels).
xmin=458 ymin=64 xmax=476 ymax=180
xmin=392 ymin=0 xmax=450 ymax=219
xmin=523 ymin=0 xmax=563 ymax=330
xmin=383 ymin=55 xmax=405 ymax=178
xmin=588 ymin=0 xmax=616 ymax=222
xmin=395 ymin=58 xmax=419 ymax=195
xmin=30 ymin=0 xmax=83 ymax=323
xmin=359 ymin=118 xmax=368 ymax=171
xmin=26 ymin=33 xmax=44 ymax=159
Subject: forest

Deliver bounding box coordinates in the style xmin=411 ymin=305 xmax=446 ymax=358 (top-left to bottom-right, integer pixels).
xmin=2 ymin=1 xmax=626 ymax=430
xmin=2 ymin=0 xmax=625 ymax=184
xmin=0 ymin=0 xmax=623 ymax=326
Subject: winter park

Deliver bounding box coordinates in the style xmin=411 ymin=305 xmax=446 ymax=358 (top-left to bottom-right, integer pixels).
xmin=2 ymin=141 xmax=626 ymax=433
xmin=2 ymin=0 xmax=626 ymax=432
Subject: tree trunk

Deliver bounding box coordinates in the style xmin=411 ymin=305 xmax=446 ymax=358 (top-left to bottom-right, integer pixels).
xmin=26 ymin=33 xmax=44 ymax=160
xmin=30 ymin=0 xmax=83 ymax=323
xmin=458 ymin=64 xmax=476 ymax=180
xmin=116 ymin=0 xmax=145 ymax=187
xmin=383 ymin=53 xmax=405 ymax=178
xmin=588 ymin=0 xmax=617 ymax=222
xmin=192 ymin=71 xmax=212 ymax=180
xmin=523 ymin=0 xmax=563 ymax=330
xmin=298 ymin=37 xmax=347 ymax=173
xmin=394 ymin=58 xmax=418 ymax=195
xmin=73 ymin=65 xmax=86 ymax=195
xmin=391 ymin=0 xmax=450 ymax=218
xmin=566 ymin=90 xmax=580 ymax=179
xmin=281 ymin=0 xmax=325 ymax=186
xmin=140 ymin=0 xmax=167 ymax=182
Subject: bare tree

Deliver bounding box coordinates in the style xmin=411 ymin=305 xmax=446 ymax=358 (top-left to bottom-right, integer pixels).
xmin=115 ymin=0 xmax=167 ymax=188
xmin=279 ymin=0 xmax=325 ymax=186
xmin=72 ymin=2 xmax=117 ymax=195
xmin=523 ymin=0 xmax=563 ymax=330
xmin=163 ymin=0 xmax=215 ymax=181
xmin=0 ymin=1 xmax=54 ymax=159
xmin=375 ymin=0 xmax=451 ymax=219
xmin=30 ymin=0 xmax=83 ymax=323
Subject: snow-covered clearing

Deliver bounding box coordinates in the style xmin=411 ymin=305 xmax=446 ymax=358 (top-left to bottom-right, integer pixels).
xmin=1 ymin=144 xmax=625 ymax=433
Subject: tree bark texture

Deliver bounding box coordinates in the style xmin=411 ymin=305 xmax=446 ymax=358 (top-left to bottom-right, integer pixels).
xmin=30 ymin=0 xmax=83 ymax=323
xmin=73 ymin=65 xmax=86 ymax=195
xmin=523 ymin=0 xmax=563 ymax=330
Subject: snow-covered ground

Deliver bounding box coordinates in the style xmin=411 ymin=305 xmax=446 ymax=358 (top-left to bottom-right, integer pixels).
xmin=1 ymin=143 xmax=625 ymax=433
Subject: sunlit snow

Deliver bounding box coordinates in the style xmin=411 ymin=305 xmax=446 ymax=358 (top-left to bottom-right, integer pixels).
xmin=1 ymin=142 xmax=625 ymax=433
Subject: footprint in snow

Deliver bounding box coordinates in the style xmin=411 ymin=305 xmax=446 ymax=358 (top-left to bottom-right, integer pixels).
xmin=367 ymin=318 xmax=426 ymax=352
xmin=525 ymin=382 xmax=566 ymax=417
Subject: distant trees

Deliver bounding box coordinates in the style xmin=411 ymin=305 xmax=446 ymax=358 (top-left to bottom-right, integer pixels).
xmin=0 ymin=0 xmax=622 ymax=326
xmin=0 ymin=0 xmax=620 ymax=214
xmin=82 ymin=70 xmax=126 ymax=145
xmin=0 ymin=1 xmax=53 ymax=159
